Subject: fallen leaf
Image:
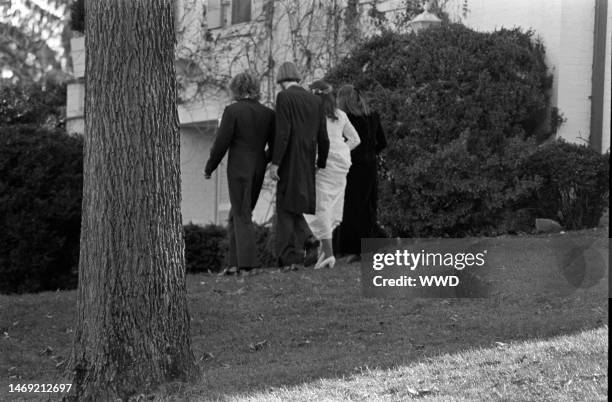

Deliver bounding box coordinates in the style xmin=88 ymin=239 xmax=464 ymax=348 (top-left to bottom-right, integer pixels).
xmin=495 ymin=341 xmax=508 ymax=348
xmin=249 ymin=340 xmax=269 ymax=352
xmin=516 ymin=355 xmax=528 ymax=363
xmin=39 ymin=346 xmax=53 ymax=356
xmin=418 ymin=387 xmax=436 ymax=395
xmin=406 ymin=387 xmax=419 ymax=396
xmin=229 ymin=287 xmax=245 ymax=295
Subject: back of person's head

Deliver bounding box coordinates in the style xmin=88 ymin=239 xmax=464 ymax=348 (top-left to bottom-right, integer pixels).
xmin=230 ymin=71 xmax=261 ymax=101
xmin=309 ymin=80 xmax=338 ymax=121
xmin=276 ymin=61 xmax=301 ymax=84
xmin=337 ymin=84 xmax=370 ymax=117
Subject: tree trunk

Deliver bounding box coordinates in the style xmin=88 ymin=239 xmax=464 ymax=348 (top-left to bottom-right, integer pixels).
xmin=69 ymin=1 xmax=198 ymax=400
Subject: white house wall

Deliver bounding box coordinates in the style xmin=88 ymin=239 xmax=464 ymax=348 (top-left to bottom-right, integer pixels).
xmin=180 ymin=123 xmax=219 ymax=225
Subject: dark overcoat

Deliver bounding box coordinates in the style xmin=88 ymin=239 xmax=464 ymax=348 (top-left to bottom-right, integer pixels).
xmin=335 ymin=112 xmax=386 ymax=255
xmin=205 ymin=99 xmax=275 ymax=214
xmin=272 ymin=85 xmax=329 ymax=214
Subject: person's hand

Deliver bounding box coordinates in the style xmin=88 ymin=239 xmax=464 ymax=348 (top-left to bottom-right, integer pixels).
xmin=203 ymin=170 xmax=211 ymax=180
xmin=269 ymin=164 xmax=280 ymax=181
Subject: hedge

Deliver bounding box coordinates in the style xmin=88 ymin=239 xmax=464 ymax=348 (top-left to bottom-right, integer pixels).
xmin=518 ymin=140 xmax=609 ymax=230
xmin=0 ymin=125 xmax=83 ymax=293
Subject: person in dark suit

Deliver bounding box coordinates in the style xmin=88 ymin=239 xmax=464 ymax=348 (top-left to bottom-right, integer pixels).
xmin=269 ymin=61 xmax=330 ymax=268
xmin=204 ymin=71 xmax=275 ymax=273
xmin=334 ymin=84 xmax=387 ymax=262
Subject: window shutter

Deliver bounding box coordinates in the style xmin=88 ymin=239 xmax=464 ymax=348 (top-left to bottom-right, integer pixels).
xmin=206 ymin=0 xmax=222 ymax=28
xmin=231 ymin=0 xmax=251 ymax=24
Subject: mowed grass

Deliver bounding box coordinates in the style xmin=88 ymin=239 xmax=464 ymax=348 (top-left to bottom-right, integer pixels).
xmin=0 ymin=228 xmax=608 ymax=401
xmin=228 ymin=327 xmax=608 ymax=402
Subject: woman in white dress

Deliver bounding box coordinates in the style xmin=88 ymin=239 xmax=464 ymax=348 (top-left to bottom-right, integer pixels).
xmin=305 ymin=80 xmax=361 ymax=269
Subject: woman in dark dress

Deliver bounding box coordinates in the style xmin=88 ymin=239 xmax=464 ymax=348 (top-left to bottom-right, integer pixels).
xmin=204 ymin=72 xmax=275 ymax=273
xmin=334 ymin=85 xmax=386 ymax=261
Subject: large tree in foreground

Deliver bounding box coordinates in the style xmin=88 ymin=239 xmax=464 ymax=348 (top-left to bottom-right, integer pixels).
xmin=69 ymin=1 xmax=198 ymax=399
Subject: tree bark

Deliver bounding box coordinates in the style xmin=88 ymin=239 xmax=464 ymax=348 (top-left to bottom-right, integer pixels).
xmin=69 ymin=1 xmax=198 ymax=400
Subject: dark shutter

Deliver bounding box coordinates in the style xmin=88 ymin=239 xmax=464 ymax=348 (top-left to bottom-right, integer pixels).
xmin=231 ymin=0 xmax=251 ymax=24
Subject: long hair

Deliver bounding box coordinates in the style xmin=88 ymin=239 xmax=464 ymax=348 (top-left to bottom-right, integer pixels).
xmin=309 ymin=80 xmax=337 ymax=121
xmin=337 ymin=84 xmax=370 ymax=116
xmin=229 ymin=71 xmax=261 ymax=101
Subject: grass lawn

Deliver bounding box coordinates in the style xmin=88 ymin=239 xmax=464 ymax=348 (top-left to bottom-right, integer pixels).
xmin=230 ymin=327 xmax=608 ymax=401
xmin=0 ymin=228 xmax=608 ymax=401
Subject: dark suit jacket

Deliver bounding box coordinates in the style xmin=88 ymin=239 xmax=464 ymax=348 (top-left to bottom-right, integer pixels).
xmin=272 ymin=85 xmax=329 ymax=214
xmin=205 ymin=99 xmax=275 ymax=211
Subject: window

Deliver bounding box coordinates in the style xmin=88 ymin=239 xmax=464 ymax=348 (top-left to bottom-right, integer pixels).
xmin=205 ymin=0 xmax=250 ymax=28
xmin=206 ymin=0 xmax=222 ymax=28
xmin=231 ymin=0 xmax=251 ymax=24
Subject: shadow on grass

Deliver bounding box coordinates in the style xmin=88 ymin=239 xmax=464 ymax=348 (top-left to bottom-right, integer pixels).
xmin=0 ymin=230 xmax=608 ymax=401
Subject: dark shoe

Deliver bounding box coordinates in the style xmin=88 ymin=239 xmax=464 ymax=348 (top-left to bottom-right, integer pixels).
xmin=239 ymin=267 xmax=262 ymax=276
xmin=346 ymin=254 xmax=361 ymax=263
xmin=218 ymin=266 xmax=239 ymax=276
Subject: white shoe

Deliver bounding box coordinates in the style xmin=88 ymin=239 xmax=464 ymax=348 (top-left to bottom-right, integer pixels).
xmin=313 ymin=253 xmax=326 ymax=269
xmin=315 ymin=255 xmax=336 ymax=269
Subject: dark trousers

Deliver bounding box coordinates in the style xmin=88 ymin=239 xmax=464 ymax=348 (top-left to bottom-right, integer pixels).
xmin=275 ymin=205 xmax=314 ymax=267
xmin=227 ymin=169 xmax=264 ymax=268
xmin=227 ymin=208 xmax=258 ymax=268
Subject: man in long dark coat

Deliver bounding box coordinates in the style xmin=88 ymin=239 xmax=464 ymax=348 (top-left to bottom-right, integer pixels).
xmin=269 ymin=61 xmax=329 ymax=267
xmin=204 ymin=72 xmax=275 ymax=273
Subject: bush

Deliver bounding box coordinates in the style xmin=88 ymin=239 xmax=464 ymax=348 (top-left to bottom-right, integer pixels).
xmin=0 ymin=81 xmax=66 ymax=128
xmin=184 ymin=222 xmax=277 ymax=273
xmin=184 ymin=223 xmax=228 ymax=273
xmin=0 ymin=125 xmax=83 ymax=293
xmin=254 ymin=222 xmax=276 ymax=267
xmin=378 ymin=134 xmax=542 ymax=236
xmin=326 ymin=24 xmax=557 ymax=236
xmin=519 ymin=140 xmax=609 ymax=230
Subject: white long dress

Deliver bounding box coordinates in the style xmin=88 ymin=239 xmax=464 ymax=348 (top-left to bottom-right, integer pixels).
xmin=305 ymin=109 xmax=361 ymax=239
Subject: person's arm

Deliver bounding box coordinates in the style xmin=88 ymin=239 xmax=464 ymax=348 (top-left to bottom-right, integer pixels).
xmin=342 ymin=115 xmax=361 ymax=151
xmin=316 ymin=102 xmax=330 ymax=169
xmin=204 ymin=107 xmax=235 ymax=177
xmin=374 ymin=112 xmax=387 ymax=154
